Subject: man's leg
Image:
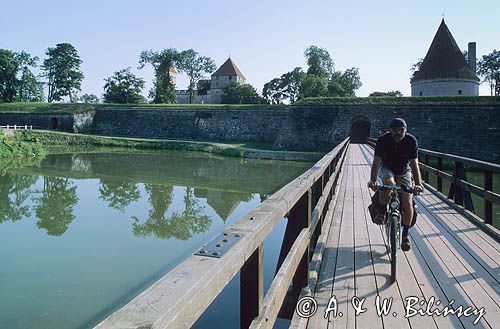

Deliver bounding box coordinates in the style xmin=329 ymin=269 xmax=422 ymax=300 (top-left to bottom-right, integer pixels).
xmin=378 ymin=176 xmax=395 ymax=206
xmin=398 ymin=173 xmax=414 ymax=251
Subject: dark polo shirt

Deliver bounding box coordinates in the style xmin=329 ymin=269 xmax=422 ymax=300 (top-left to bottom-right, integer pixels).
xmin=374 ymin=132 xmax=418 ymax=175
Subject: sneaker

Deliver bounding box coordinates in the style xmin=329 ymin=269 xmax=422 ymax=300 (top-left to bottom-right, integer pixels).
xmin=401 ymin=235 xmax=411 ymax=252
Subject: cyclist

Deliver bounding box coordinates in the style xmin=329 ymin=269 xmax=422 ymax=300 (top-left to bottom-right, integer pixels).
xmin=368 ymin=118 xmax=423 ymax=251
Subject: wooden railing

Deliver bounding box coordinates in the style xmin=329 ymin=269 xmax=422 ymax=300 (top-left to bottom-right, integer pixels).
xmin=94 ymin=138 xmax=350 ymax=329
xmin=367 ymin=138 xmax=500 ymax=226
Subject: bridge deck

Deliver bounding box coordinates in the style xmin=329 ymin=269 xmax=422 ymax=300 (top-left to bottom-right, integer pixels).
xmin=305 ymin=144 xmax=500 ymax=329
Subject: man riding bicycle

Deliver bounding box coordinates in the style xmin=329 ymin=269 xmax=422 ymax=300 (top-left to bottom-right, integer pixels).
xmin=368 ymin=118 xmax=423 ymax=252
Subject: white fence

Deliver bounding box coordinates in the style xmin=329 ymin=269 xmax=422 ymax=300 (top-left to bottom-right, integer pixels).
xmin=0 ymin=125 xmax=33 ymax=130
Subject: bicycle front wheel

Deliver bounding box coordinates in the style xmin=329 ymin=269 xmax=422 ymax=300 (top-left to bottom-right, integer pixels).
xmin=390 ymin=214 xmax=398 ymax=283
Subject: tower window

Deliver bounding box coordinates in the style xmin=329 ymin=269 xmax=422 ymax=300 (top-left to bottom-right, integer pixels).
xmin=458 ymin=90 xmax=462 ymax=95
xmin=229 ymin=75 xmax=232 ymax=80
xmin=419 ymin=91 xmax=423 ymax=96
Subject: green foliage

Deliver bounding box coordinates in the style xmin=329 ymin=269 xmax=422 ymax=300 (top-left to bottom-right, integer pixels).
xmin=304 ymin=45 xmax=334 ymax=79
xmin=139 ymin=48 xmax=179 ymax=103
xmin=79 ymin=93 xmax=100 ymax=104
xmin=221 ymin=82 xmax=264 ymax=104
xmin=0 ymin=49 xmax=19 ymax=102
xmin=15 ymin=51 xmax=44 ymax=102
xmin=478 ymin=49 xmax=500 ymax=96
xmin=369 ymin=90 xmax=403 ymax=97
xmin=103 ymin=67 xmax=146 ymax=104
xmin=42 ymin=43 xmax=84 ymax=102
xmin=263 ymin=67 xmax=304 ymax=104
xmin=299 ymin=74 xmax=328 ymax=99
xmin=0 ymin=129 xmax=44 ymax=158
xmin=176 ymin=49 xmax=216 ymax=103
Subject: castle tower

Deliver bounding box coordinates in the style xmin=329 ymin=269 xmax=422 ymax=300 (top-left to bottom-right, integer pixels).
xmin=411 ymin=19 xmax=479 ymax=96
xmin=209 ymin=57 xmax=246 ymax=103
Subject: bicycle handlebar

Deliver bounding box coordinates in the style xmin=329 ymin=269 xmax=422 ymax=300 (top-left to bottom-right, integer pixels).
xmin=376 ymin=185 xmax=414 ymax=194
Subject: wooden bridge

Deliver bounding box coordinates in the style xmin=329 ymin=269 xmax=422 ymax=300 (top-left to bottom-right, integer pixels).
xmin=95 ymin=139 xmax=500 ymax=329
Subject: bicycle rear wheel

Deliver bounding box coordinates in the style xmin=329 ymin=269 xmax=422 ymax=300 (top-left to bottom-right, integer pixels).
xmin=390 ymin=214 xmax=398 ymax=283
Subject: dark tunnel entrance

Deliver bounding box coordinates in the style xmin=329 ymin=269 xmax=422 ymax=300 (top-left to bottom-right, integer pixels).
xmin=350 ymin=120 xmax=371 ymax=143
xmin=50 ymin=117 xmax=59 ymax=130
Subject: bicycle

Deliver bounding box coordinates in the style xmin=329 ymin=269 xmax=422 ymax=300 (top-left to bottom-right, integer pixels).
xmin=376 ymin=184 xmax=414 ymax=283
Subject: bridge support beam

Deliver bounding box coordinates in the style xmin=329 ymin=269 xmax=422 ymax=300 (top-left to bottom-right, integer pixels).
xmin=240 ymin=243 xmax=263 ymax=329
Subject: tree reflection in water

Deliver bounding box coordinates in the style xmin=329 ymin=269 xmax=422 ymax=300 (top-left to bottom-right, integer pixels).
xmin=34 ymin=177 xmax=78 ymax=236
xmin=0 ymin=173 xmax=38 ymax=223
xmin=99 ymin=179 xmax=141 ymax=212
xmin=133 ymin=186 xmax=212 ymax=240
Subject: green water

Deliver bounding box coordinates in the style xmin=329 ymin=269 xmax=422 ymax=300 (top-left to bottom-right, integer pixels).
xmin=0 ymin=151 xmax=312 ymax=329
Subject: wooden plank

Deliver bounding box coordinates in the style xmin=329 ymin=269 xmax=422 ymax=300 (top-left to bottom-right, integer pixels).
xmin=241 ymin=243 xmax=264 ymax=329
xmin=328 ymin=150 xmax=356 ymax=329
xmin=356 ymin=144 xmax=411 ymax=329
xmin=307 ymin=148 xmax=351 ymax=329
xmin=419 ymin=192 xmax=500 ymax=269
xmin=290 ymin=145 xmax=349 ymax=329
xmin=351 ymin=147 xmax=384 ymax=329
xmin=409 ymin=212 xmax=496 ymax=328
xmin=413 ymin=194 xmax=500 ymax=321
xmin=249 ymin=228 xmax=310 ymax=329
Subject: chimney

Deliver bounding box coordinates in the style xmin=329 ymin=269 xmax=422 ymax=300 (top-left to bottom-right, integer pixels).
xmin=468 ymin=42 xmax=477 ymax=73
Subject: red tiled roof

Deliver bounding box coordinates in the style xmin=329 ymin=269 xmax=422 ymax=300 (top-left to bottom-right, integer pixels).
xmin=212 ymin=58 xmax=245 ymax=79
xmin=412 ymin=19 xmax=479 ymax=82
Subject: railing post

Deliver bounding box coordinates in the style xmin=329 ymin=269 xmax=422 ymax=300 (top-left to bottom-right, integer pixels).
xmin=484 ymin=170 xmax=493 ymax=225
xmin=424 ymin=154 xmax=430 ymax=183
xmin=437 ymin=158 xmax=443 ymax=192
xmin=292 ymin=189 xmax=312 ymax=290
xmin=448 ymin=161 xmax=474 ymax=212
xmin=240 ymin=243 xmax=263 ymax=329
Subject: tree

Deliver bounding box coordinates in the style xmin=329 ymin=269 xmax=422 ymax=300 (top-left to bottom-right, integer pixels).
xmin=42 ymin=43 xmax=84 ymax=102
xmin=0 ymin=49 xmax=19 ymax=102
xmin=478 ymin=49 xmax=500 ymax=96
xmin=369 ymin=90 xmax=403 ymax=97
xmin=176 ymin=49 xmax=216 ymax=103
xmin=102 ymin=67 xmax=146 ymax=104
xmin=221 ymin=82 xmax=264 ymax=104
xmin=139 ymin=48 xmax=179 ymax=103
xmin=79 ymin=93 xmax=100 ymax=103
xmin=299 ymin=74 xmax=328 ymax=99
xmin=263 ymin=67 xmax=304 ymax=104
xmin=15 ymin=51 xmax=44 ymax=102
xmin=327 ymin=67 xmax=362 ymax=97
xmin=304 ymin=45 xmax=334 ymax=79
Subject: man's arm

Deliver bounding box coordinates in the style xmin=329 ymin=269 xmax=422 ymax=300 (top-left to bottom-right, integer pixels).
xmin=409 ymin=158 xmax=423 ymax=193
xmin=368 ymin=156 xmax=382 ymax=190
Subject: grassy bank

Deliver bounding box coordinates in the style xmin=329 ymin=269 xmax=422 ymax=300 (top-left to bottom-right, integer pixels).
xmin=0 ymin=129 xmax=44 ymax=159
xmin=294 ymin=96 xmax=500 ymax=106
xmin=0 ymin=102 xmax=287 ymax=114
xmin=16 ymin=130 xmax=321 ymax=162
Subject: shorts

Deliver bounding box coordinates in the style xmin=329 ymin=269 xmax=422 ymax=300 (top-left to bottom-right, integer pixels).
xmin=378 ymin=166 xmax=413 ymax=188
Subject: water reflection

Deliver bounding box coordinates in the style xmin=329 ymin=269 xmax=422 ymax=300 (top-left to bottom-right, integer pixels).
xmin=0 ymin=151 xmax=312 ymax=329
xmin=133 ymin=187 xmax=212 ymax=240
xmin=0 ymin=173 xmax=37 ymax=223
xmin=99 ymin=179 xmax=141 ymax=212
xmin=34 ymin=177 xmax=78 ymax=236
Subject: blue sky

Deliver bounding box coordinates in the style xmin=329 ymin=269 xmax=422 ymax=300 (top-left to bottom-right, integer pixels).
xmin=2 ymin=0 xmax=498 ymax=98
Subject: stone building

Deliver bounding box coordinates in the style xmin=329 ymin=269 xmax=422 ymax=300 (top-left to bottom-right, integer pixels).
xmin=176 ymin=57 xmax=246 ymax=104
xmin=411 ymin=19 xmax=480 ymax=96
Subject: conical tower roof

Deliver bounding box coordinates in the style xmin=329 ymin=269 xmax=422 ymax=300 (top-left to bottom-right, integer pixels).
xmin=212 ymin=57 xmax=246 ymax=79
xmin=412 ymin=19 xmax=479 ymax=82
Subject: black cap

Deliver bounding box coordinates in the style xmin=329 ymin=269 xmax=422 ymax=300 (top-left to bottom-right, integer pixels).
xmin=390 ymin=118 xmax=407 ymax=129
